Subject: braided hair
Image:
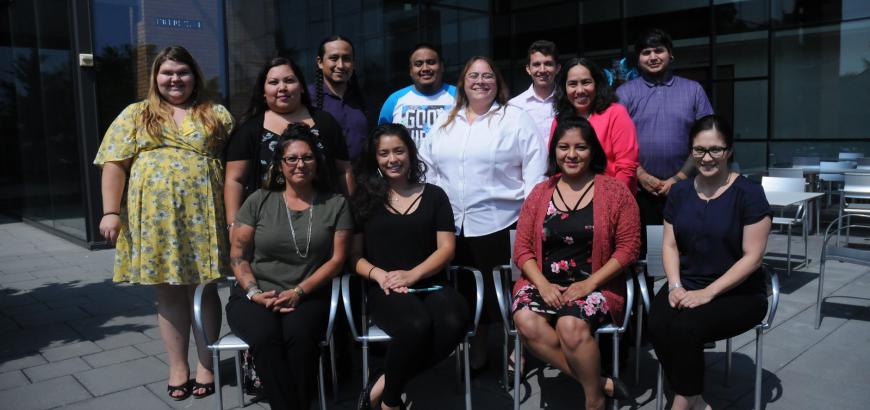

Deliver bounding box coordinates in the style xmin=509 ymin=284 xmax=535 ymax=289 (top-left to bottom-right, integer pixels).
xmin=314 ymin=35 xmax=366 ymax=111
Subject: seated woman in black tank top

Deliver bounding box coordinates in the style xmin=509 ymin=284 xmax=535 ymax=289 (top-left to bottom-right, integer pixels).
xmin=350 ymin=124 xmax=470 ymax=410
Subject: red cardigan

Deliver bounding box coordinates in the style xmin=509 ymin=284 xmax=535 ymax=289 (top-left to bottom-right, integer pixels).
xmin=512 ymin=174 xmax=641 ymax=324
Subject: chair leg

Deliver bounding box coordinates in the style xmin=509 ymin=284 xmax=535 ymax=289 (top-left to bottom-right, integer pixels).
xmin=513 ymin=335 xmax=521 ymax=410
xmin=464 ymin=337 xmax=472 ymax=410
xmin=455 ymin=345 xmax=462 ymax=393
xmin=815 ymin=258 xmax=827 ymax=329
xmin=655 ymin=363 xmax=664 ymax=410
xmin=635 ymin=298 xmax=643 ymax=385
xmin=725 ymin=338 xmax=732 ymax=387
xmin=330 ymin=337 xmax=338 ymax=402
xmin=213 ymin=349 xmax=223 ymax=410
xmin=803 ymin=214 xmax=809 ymax=267
xmin=755 ymin=329 xmax=764 ymax=410
xmin=502 ymin=328 xmax=510 ymax=392
xmin=362 ymin=342 xmax=369 ymax=389
xmin=234 ymin=351 xmax=244 ymax=408
xmin=611 ymin=333 xmax=619 ymax=410
xmin=786 ymin=223 xmax=793 ymax=278
xmin=837 ymin=198 xmax=843 ymax=246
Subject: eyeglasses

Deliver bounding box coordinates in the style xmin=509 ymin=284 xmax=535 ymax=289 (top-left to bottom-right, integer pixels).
xmin=466 ymin=72 xmax=495 ymax=82
xmin=282 ymin=155 xmax=315 ymax=164
xmin=691 ymin=146 xmax=729 ymax=159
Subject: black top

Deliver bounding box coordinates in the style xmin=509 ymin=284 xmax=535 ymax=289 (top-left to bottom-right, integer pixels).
xmin=542 ymin=199 xmax=594 ymax=287
xmin=225 ymin=109 xmax=350 ymax=197
xmin=664 ymin=175 xmax=772 ymax=293
xmin=360 ymin=184 xmax=455 ymax=288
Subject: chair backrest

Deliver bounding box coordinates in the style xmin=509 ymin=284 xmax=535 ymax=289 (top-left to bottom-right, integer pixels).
xmin=644 ymin=225 xmax=665 ymax=278
xmin=838 ymin=152 xmax=864 ymax=161
xmin=843 ymin=173 xmax=870 ymax=199
xmin=761 ymin=176 xmax=806 ymax=193
xmin=509 ymin=230 xmax=520 ymax=280
xmin=768 ymin=167 xmax=804 ymax=178
xmin=792 ymin=156 xmax=820 ymax=167
xmin=819 ymin=160 xmax=855 ymax=182
xmin=761 ymin=266 xmax=780 ymax=329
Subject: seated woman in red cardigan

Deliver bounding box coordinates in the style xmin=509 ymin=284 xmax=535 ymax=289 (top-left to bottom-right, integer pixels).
xmin=512 ymin=116 xmax=640 ymax=410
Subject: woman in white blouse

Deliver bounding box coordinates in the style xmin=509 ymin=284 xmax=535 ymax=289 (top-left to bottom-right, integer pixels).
xmin=420 ymin=56 xmax=547 ymax=370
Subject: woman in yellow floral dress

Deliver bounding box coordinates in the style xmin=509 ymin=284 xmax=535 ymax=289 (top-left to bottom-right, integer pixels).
xmin=94 ymin=46 xmax=233 ymax=401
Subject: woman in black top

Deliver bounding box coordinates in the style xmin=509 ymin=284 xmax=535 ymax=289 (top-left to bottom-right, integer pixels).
xmin=350 ymin=124 xmax=470 ymax=410
xmin=225 ymin=57 xmax=354 ymax=229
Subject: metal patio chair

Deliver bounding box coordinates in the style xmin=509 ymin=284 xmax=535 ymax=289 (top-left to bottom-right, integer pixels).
xmin=815 ymin=214 xmax=870 ymax=329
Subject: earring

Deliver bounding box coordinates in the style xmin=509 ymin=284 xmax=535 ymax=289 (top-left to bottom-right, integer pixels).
xmin=377 ymin=168 xmax=384 ymax=178
xmin=277 ymin=175 xmax=285 ymax=185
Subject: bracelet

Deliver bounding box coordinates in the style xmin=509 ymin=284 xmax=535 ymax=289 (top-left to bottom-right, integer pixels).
xmin=291 ymin=285 xmax=305 ymax=297
xmin=367 ymin=266 xmax=377 ymax=280
xmin=103 ymin=211 xmax=120 ymax=217
xmin=227 ymin=222 xmax=235 ymax=231
xmin=668 ymin=283 xmax=683 ymax=292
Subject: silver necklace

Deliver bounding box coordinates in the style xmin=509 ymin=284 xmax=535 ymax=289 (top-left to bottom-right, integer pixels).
xmin=285 ymin=194 xmax=314 ymax=258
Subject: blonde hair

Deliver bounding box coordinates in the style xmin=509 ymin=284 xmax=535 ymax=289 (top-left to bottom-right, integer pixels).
xmin=141 ymin=46 xmax=224 ymax=140
xmin=440 ymin=56 xmax=508 ymax=129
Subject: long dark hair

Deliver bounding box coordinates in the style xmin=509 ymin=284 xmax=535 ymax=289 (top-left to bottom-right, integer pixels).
xmin=265 ymin=123 xmax=333 ymax=193
xmin=554 ymin=57 xmax=618 ymax=120
xmin=314 ymin=35 xmax=366 ymax=111
xmin=242 ymin=57 xmax=311 ymax=123
xmin=546 ymin=116 xmax=607 ymax=177
xmin=440 ymin=56 xmax=509 ymax=129
xmin=351 ymin=124 xmax=427 ymax=223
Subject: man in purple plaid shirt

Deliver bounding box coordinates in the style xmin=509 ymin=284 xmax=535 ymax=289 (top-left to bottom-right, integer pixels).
xmin=616 ymin=28 xmax=713 ymax=228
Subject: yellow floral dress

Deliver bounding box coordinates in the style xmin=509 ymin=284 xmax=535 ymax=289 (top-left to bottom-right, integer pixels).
xmin=94 ymin=102 xmax=234 ymax=284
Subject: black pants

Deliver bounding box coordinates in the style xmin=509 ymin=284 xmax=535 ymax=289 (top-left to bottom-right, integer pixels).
xmin=454 ymin=224 xmax=514 ymax=325
xmin=226 ymin=287 xmax=329 ymax=410
xmin=648 ymin=286 xmax=767 ymax=395
xmin=368 ymin=286 xmax=470 ymax=407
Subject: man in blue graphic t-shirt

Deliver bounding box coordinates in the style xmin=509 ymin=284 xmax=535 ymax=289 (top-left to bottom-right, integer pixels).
xmin=378 ymin=43 xmax=456 ymax=147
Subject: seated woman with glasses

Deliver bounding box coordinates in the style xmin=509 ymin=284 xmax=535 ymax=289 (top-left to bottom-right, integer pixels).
xmin=512 ymin=117 xmax=638 ymax=410
xmin=226 ymin=123 xmax=353 ymax=410
xmin=350 ymin=123 xmax=470 ymax=410
xmin=648 ymin=115 xmax=771 ymax=410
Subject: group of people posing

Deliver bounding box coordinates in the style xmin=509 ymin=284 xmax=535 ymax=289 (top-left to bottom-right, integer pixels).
xmin=95 ymin=28 xmax=772 ymax=410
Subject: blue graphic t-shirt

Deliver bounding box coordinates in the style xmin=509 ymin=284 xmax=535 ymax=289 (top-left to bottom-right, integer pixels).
xmin=378 ymin=84 xmax=456 ymax=147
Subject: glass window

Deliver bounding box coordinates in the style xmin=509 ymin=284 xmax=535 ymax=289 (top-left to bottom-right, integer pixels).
xmin=772 ymin=20 xmax=870 ymax=139
xmin=715 ymin=79 xmax=768 ymax=140
xmin=773 ymin=0 xmax=870 ymax=28
xmin=732 ymin=141 xmax=768 ymax=174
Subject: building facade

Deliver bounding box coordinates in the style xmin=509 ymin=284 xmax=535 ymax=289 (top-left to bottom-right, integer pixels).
xmin=2 ymin=0 xmax=869 ymax=247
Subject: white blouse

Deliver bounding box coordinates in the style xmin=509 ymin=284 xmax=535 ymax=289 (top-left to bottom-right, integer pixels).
xmin=420 ymin=102 xmax=547 ymax=237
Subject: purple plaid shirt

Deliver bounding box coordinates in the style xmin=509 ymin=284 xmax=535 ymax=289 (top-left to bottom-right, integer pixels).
xmin=616 ymin=73 xmax=713 ymax=179
xmin=308 ymin=83 xmax=370 ymax=160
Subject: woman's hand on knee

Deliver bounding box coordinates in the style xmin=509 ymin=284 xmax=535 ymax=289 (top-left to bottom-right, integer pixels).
xmin=539 ymin=281 xmax=566 ymax=309
xmin=676 ymin=289 xmax=714 ymax=309
xmin=561 ymin=281 xmax=594 ymax=303
xmin=668 ymin=288 xmax=687 ymax=308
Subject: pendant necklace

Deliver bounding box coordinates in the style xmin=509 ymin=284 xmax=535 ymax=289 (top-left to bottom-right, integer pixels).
xmin=285 ymin=193 xmax=314 ymax=258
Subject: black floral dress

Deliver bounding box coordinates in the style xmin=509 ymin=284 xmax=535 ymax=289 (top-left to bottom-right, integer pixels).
xmin=512 ymin=197 xmax=611 ymax=329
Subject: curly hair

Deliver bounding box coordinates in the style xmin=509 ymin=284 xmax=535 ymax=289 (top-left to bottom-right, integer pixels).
xmin=350 ymin=124 xmax=427 ymax=223
xmin=264 ymin=123 xmax=333 ymax=193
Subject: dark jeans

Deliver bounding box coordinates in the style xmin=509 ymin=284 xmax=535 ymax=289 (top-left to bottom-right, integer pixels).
xmin=368 ymin=286 xmax=470 ymax=407
xmin=648 ymin=286 xmax=767 ymax=395
xmin=226 ymin=287 xmax=329 ymax=410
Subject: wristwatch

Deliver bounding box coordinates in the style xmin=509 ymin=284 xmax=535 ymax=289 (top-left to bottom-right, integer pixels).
xmin=245 ymin=286 xmax=263 ymax=300
xmin=290 ymin=285 xmax=305 ymax=297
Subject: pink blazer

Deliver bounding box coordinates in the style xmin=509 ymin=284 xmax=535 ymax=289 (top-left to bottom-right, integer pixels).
xmin=513 ymin=174 xmax=641 ymax=324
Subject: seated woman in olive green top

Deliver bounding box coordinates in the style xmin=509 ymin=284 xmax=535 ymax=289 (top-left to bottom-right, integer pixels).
xmin=226 ymin=123 xmax=353 ymax=410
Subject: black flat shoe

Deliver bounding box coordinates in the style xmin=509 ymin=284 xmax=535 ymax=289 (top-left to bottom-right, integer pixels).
xmin=604 ymin=377 xmax=630 ymax=400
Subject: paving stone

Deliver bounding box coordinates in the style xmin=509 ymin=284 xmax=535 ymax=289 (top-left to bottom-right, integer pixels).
xmin=12 ymin=305 xmax=91 ymax=328
xmin=62 ymin=386 xmax=170 ymax=410
xmin=40 ymin=340 xmax=103 ymax=362
xmin=74 ymin=356 xmax=167 ymax=396
xmin=93 ymin=331 xmax=154 ymax=351
xmin=0 ymin=370 xmax=28 ymax=391
xmin=0 ymin=375 xmax=92 ymax=409
xmin=0 ymin=272 xmax=36 ymax=285
xmin=82 ymin=346 xmax=146 ymax=368
xmin=0 ymin=353 xmax=47 ymax=372
xmin=0 ymin=316 xmax=20 ymax=332
xmin=0 ymin=291 xmax=40 ymax=308
xmin=0 ymin=323 xmax=84 ymax=356
xmin=23 ymin=357 xmax=91 ymax=382
xmin=0 ymin=302 xmax=50 ymax=316
xmin=134 ymin=339 xmax=167 ymax=356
